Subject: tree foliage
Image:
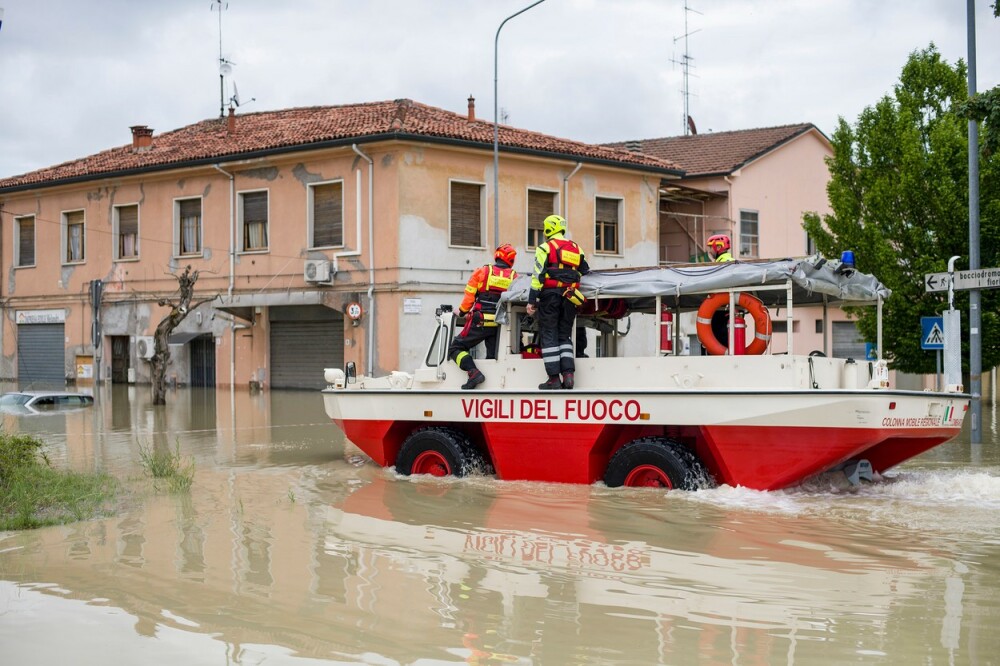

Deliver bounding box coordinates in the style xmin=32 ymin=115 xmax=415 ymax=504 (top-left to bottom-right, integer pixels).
xmin=957 ymin=2 xmax=1000 ymax=156
xmin=804 ymin=45 xmax=1000 ymax=374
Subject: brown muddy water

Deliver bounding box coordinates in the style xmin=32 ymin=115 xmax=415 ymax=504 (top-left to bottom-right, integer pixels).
xmin=1 ymin=384 xmax=999 ymax=665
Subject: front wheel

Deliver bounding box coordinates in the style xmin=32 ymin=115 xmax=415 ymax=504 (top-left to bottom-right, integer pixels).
xmin=604 ymin=437 xmax=712 ymax=490
xmin=395 ymin=427 xmax=491 ymax=477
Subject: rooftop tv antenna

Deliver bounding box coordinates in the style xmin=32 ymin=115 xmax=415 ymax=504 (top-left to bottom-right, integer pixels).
xmin=671 ymin=1 xmax=702 ymax=135
xmin=212 ymin=0 xmax=232 ymax=118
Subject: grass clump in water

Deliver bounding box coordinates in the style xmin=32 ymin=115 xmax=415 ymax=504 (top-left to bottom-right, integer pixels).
xmin=0 ymin=431 xmax=117 ymax=531
xmin=137 ymin=440 xmax=194 ymax=492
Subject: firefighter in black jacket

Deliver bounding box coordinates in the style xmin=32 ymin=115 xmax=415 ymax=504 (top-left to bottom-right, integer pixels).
xmin=525 ymin=215 xmax=590 ymax=390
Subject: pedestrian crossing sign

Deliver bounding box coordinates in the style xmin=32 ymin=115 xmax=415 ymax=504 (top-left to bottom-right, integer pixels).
xmin=921 ymin=316 xmax=945 ymax=350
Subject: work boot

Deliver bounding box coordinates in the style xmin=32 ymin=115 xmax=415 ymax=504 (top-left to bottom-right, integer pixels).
xmin=538 ymin=375 xmax=562 ymax=390
xmin=561 ymin=372 xmax=574 ymax=390
xmin=462 ymin=369 xmax=485 ymax=390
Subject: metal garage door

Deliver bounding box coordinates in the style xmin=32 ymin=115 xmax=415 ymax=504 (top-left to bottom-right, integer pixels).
xmin=832 ymin=321 xmax=867 ymax=360
xmin=17 ymin=323 xmax=66 ymax=387
xmin=269 ymin=306 xmax=343 ymax=389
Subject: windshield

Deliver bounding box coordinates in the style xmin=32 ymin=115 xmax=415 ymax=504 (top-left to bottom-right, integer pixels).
xmin=0 ymin=393 xmax=31 ymax=405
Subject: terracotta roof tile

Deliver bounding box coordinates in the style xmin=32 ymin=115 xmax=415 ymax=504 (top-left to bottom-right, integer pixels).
xmin=0 ymin=99 xmax=682 ymax=191
xmin=606 ymin=124 xmax=824 ymax=176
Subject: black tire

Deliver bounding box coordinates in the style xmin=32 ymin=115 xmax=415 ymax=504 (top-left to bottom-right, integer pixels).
xmin=604 ymin=437 xmax=712 ymax=490
xmin=395 ymin=427 xmax=492 ymax=477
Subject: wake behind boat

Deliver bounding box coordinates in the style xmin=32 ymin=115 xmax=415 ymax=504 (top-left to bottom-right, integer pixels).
xmin=322 ymin=255 xmax=968 ymax=491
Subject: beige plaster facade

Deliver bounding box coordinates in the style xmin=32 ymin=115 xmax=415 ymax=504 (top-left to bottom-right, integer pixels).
xmin=1 ymin=119 xmax=667 ymax=389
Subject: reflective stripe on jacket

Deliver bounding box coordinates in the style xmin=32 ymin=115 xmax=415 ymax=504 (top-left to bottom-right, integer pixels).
xmin=459 ymin=263 xmax=516 ymax=316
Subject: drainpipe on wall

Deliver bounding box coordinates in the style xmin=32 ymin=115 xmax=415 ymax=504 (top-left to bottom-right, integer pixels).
xmin=351 ymin=144 xmax=375 ymax=377
xmin=212 ymin=164 xmax=236 ymax=388
xmin=562 ymin=162 xmax=583 ymax=218
xmin=723 ymin=175 xmax=736 ymax=257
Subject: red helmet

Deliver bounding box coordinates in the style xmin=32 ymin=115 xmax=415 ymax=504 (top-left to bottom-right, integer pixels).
xmin=495 ymin=243 xmax=517 ymax=266
xmin=707 ymin=234 xmax=731 ymax=255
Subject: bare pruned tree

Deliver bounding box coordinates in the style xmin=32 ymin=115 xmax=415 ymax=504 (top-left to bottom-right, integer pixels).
xmin=149 ymin=265 xmax=218 ymax=405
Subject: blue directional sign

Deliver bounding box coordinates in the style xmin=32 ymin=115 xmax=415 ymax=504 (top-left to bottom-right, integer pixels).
xmin=865 ymin=343 xmax=878 ymax=361
xmin=921 ymin=316 xmax=945 ymax=350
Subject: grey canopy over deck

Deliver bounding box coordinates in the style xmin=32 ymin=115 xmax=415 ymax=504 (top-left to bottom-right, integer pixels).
xmin=497 ymin=255 xmax=890 ymax=321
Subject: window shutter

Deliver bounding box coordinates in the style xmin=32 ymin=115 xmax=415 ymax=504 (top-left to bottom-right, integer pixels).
xmin=596 ymin=198 xmax=618 ymax=223
xmin=596 ymin=198 xmax=619 ymax=253
xmin=243 ymin=192 xmax=268 ymax=223
xmin=243 ymin=191 xmax=268 ymax=250
xmin=118 ymin=205 xmax=138 ymax=235
xmin=19 ymin=218 xmax=35 ymax=266
xmin=313 ymin=183 xmax=343 ymax=247
xmin=527 ymin=190 xmax=555 ymax=247
xmin=179 ymin=199 xmax=201 ymax=219
xmin=450 ymin=182 xmax=482 ymax=247
xmin=179 ymin=199 xmax=202 ymax=254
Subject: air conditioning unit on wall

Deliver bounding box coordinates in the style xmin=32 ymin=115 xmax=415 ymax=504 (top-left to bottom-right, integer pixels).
xmin=135 ymin=336 xmax=156 ymax=360
xmin=304 ymin=259 xmax=332 ymax=284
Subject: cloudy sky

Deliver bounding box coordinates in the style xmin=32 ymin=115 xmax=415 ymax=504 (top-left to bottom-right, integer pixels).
xmin=0 ymin=0 xmax=997 ymax=178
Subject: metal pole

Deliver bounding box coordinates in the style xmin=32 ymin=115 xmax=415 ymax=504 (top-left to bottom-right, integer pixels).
xmin=494 ymin=0 xmax=546 ymax=249
xmin=967 ymin=0 xmax=981 ymax=443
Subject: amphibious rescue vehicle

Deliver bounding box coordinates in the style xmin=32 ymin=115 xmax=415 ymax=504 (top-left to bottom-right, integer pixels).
xmin=322 ymin=256 xmax=968 ymax=491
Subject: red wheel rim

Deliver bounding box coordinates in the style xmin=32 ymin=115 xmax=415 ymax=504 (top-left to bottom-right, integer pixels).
xmin=412 ymin=451 xmax=451 ymax=476
xmin=623 ymin=465 xmax=673 ymax=488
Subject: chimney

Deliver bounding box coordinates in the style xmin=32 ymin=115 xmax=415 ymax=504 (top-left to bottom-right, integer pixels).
xmin=624 ymin=140 xmax=642 ymax=153
xmin=227 ymin=107 xmax=236 ymax=135
xmin=467 ymin=95 xmax=475 ymax=122
xmin=130 ymin=125 xmax=154 ymax=151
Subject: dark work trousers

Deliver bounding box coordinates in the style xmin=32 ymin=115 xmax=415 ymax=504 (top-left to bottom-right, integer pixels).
xmin=538 ymin=289 xmax=578 ymax=377
xmin=448 ymin=322 xmax=499 ymax=371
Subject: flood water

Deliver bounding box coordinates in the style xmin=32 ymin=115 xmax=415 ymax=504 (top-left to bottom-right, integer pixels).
xmin=1 ymin=384 xmax=999 ymax=665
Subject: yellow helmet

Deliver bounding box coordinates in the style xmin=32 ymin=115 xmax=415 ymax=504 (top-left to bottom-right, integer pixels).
xmin=543 ymin=214 xmax=567 ymax=239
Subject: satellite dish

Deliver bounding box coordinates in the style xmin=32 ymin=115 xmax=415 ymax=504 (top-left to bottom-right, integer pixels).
xmin=219 ymin=60 xmax=233 ymax=77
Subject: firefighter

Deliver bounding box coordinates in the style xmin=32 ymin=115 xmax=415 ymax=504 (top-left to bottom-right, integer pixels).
xmin=707 ymin=233 xmax=733 ymax=262
xmin=448 ymin=243 xmax=518 ymax=389
xmin=525 ymin=215 xmax=590 ymax=390
xmin=706 ymin=234 xmax=734 ymax=348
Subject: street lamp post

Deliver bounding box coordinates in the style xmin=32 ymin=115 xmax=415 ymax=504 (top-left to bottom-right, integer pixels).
xmin=493 ymin=0 xmax=546 ymax=249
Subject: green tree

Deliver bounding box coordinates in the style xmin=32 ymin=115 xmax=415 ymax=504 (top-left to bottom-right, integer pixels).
xmin=957 ymin=2 xmax=1000 ymax=155
xmin=804 ymin=45 xmax=1000 ymax=374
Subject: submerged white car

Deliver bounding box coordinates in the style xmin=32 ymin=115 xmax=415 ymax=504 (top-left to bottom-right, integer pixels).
xmin=0 ymin=391 xmax=95 ymax=414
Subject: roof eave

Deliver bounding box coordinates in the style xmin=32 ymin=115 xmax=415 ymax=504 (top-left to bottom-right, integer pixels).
xmin=0 ymin=132 xmax=684 ymax=195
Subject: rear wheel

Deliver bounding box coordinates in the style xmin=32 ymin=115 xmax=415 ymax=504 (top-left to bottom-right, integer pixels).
xmin=604 ymin=437 xmax=712 ymax=490
xmin=395 ymin=427 xmax=491 ymax=477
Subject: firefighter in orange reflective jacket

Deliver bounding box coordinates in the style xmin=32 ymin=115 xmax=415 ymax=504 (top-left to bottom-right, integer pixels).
xmin=448 ymin=244 xmax=518 ymax=389
xmin=525 ymin=215 xmax=590 ymax=390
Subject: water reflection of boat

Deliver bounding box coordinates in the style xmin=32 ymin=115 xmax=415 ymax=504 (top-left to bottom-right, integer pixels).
xmin=0 ymin=464 xmax=960 ymax=665
xmin=322 ymin=473 xmax=938 ymax=662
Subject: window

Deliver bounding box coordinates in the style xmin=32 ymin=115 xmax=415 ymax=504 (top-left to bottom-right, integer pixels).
xmin=806 ymin=232 xmax=817 ymax=256
xmin=595 ymin=197 xmax=621 ymax=254
xmin=771 ymin=320 xmax=799 ymax=334
xmin=309 ymin=181 xmax=344 ymax=247
xmin=449 ymin=180 xmax=484 ymax=247
xmin=740 ymin=210 xmax=759 ymax=258
xmin=176 ymin=198 xmax=203 ymax=256
xmin=15 ymin=216 xmax=35 ymax=267
xmin=815 ymin=319 xmax=824 ymax=334
xmin=527 ymin=189 xmax=557 ymax=248
xmin=114 ymin=204 xmax=139 ymax=260
xmin=240 ymin=191 xmax=269 ymax=251
xmin=63 ymin=210 xmax=85 ymax=263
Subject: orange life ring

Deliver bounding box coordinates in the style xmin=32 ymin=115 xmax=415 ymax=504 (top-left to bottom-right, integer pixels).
xmin=696 ymin=292 xmax=772 ymax=356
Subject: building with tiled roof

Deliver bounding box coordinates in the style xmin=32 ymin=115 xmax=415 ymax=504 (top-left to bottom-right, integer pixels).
xmin=609 ymin=124 xmax=859 ymax=357
xmin=0 ymin=98 xmax=680 ymax=387
xmin=0 ymin=99 xmax=681 ymax=192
